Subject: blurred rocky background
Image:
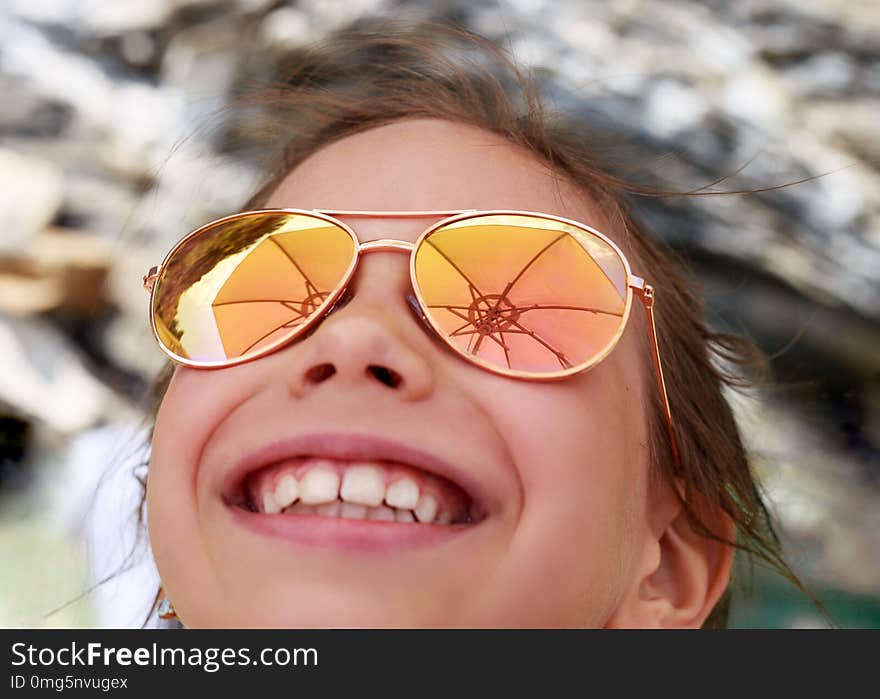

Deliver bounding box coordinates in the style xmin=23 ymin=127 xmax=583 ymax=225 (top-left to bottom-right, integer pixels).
xmin=0 ymin=0 xmax=877 ymax=627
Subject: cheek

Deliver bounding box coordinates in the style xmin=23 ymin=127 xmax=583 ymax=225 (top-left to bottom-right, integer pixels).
xmin=146 ymin=367 xmax=253 ymax=619
xmin=481 ymin=362 xmax=645 ymax=624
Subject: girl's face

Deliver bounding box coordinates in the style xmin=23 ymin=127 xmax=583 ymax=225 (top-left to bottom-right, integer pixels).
xmin=147 ymin=118 xmax=674 ymax=627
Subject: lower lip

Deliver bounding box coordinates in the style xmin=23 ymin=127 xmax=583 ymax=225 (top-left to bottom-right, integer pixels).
xmin=226 ymin=504 xmax=478 ymax=553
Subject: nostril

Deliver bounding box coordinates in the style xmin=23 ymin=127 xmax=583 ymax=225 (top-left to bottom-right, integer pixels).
xmin=305 ymin=363 xmax=336 ymax=383
xmin=368 ymin=365 xmax=403 ymax=388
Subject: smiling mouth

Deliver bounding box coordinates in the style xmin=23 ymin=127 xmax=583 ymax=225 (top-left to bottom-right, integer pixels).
xmin=227 ymin=456 xmax=484 ymax=527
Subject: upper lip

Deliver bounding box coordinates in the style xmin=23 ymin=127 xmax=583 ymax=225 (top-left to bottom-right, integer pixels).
xmin=221 ymin=431 xmax=491 ymax=516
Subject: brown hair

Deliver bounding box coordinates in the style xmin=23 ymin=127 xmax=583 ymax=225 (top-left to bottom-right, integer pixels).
xmin=139 ymin=17 xmax=824 ymax=627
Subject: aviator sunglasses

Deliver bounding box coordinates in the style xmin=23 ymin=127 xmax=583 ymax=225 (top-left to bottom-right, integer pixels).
xmin=144 ymin=208 xmax=681 ymax=465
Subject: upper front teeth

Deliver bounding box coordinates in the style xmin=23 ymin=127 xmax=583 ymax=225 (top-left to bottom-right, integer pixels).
xmin=385 ymin=478 xmax=419 ymax=509
xmin=298 ymin=465 xmax=340 ymax=504
xmin=276 ymin=474 xmax=299 ymax=506
xmin=340 ymin=465 xmax=386 ymax=506
xmin=258 ymin=462 xmax=459 ymax=525
xmin=263 ymin=491 xmax=282 ymax=515
xmin=414 ymin=494 xmax=438 ymax=523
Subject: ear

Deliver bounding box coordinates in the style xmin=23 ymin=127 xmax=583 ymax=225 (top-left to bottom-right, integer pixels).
xmin=605 ymin=483 xmax=734 ymax=628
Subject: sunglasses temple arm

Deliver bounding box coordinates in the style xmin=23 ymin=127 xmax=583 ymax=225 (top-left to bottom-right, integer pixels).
xmin=633 ymin=284 xmax=683 ymax=472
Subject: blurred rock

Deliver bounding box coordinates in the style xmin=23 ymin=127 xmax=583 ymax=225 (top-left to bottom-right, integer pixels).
xmin=259 ymin=6 xmax=313 ymax=50
xmin=0 ymin=16 xmax=117 ymax=131
xmin=61 ymin=172 xmax=142 ymax=238
xmin=0 ymin=150 xmax=64 ymax=254
xmin=0 ymin=259 xmax=62 ymax=316
xmin=101 ymin=243 xmax=169 ymax=378
xmin=733 ymin=388 xmax=880 ymax=595
xmin=9 ymin=0 xmax=193 ymax=36
xmin=644 ymin=79 xmax=709 ymax=138
xmin=804 ymin=99 xmax=880 ymax=167
xmin=782 ymin=51 xmax=859 ymax=98
xmin=0 ymin=228 xmax=112 ymax=318
xmin=32 ymin=228 xmax=113 ymax=317
xmin=0 ymin=316 xmax=112 ymax=434
xmin=161 ymin=15 xmax=245 ymax=122
xmin=720 ymin=65 xmax=793 ymax=129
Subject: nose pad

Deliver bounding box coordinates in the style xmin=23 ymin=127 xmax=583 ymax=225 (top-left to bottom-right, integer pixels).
xmin=326 ymin=286 xmax=355 ymax=316
xmin=406 ymin=291 xmax=429 ymax=325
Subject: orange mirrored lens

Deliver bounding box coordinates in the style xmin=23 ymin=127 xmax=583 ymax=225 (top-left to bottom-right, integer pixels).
xmin=413 ymin=214 xmax=628 ymax=374
xmin=152 ymin=212 xmax=356 ymax=363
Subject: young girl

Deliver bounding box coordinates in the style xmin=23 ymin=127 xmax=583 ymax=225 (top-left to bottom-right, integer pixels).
xmin=140 ymin=19 xmax=810 ymax=628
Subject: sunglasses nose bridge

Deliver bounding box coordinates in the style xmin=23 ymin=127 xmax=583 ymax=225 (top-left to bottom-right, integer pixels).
xmin=358 ymin=239 xmax=416 ymax=254
xmin=325 ymin=238 xmax=432 ymax=343
xmin=348 ymin=238 xmax=418 ymax=300
xmin=351 ymin=239 xmax=420 ymax=307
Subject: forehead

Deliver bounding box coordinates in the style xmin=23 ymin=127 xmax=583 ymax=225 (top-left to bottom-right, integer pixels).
xmin=263 ymin=118 xmax=613 ymax=243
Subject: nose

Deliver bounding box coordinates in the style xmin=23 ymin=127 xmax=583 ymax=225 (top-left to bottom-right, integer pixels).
xmin=284 ymin=255 xmax=436 ymax=401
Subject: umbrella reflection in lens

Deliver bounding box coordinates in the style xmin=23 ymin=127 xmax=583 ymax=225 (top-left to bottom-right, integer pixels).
xmin=152 ymin=213 xmax=356 ymax=362
xmin=413 ymin=214 xmax=628 ymax=374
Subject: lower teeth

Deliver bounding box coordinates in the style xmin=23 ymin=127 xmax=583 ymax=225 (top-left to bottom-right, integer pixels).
xmin=291 ymin=500 xmax=416 ymax=522
xmin=245 ymin=498 xmax=468 ymax=524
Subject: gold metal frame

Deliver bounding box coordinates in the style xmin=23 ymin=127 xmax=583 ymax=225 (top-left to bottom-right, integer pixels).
xmin=144 ymin=208 xmax=680 ymax=467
